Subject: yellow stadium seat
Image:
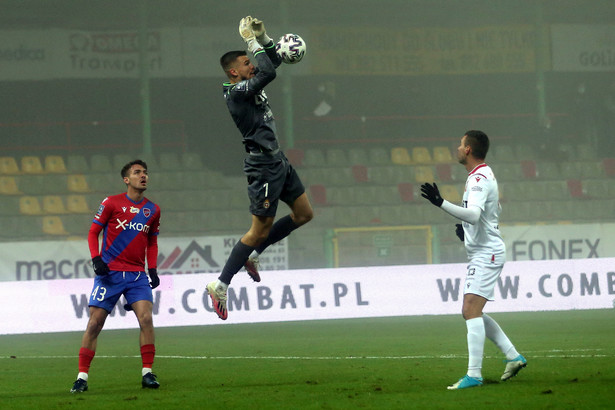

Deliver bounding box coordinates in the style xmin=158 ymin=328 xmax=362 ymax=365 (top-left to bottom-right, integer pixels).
xmin=414 ymin=166 xmax=435 ymax=183
xmin=19 ymin=196 xmax=43 ymax=215
xmin=66 ymin=195 xmax=91 ymax=214
xmin=21 ymin=156 xmax=45 ymax=174
xmin=42 ymin=195 xmax=68 ymax=214
xmin=45 ymin=155 xmax=68 ymax=173
xmin=0 ymin=157 xmax=20 ymax=174
xmin=67 ymin=174 xmax=91 ymax=193
xmin=391 ymin=147 xmax=412 ymax=165
xmin=0 ymin=176 xmax=22 ymax=195
xmin=433 ymin=146 xmax=453 ymax=163
xmin=412 ymin=147 xmax=432 ymax=164
xmin=440 ymin=184 xmax=462 ymax=203
xmin=42 ymin=216 xmax=69 ymax=235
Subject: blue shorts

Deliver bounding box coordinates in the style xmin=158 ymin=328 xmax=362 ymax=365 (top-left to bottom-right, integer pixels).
xmin=89 ymin=270 xmax=153 ymax=313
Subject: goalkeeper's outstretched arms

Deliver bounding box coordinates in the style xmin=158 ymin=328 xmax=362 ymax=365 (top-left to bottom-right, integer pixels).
xmin=420 ymin=182 xmax=481 ymax=224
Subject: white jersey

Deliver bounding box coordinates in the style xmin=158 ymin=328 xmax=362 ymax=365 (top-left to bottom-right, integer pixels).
xmin=462 ymin=163 xmax=506 ymax=261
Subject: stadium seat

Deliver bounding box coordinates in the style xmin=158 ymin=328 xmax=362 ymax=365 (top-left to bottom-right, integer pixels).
xmin=536 ymin=162 xmax=560 ymax=180
xmin=42 ymin=195 xmax=68 ymax=214
xmin=351 ymin=165 xmax=368 ymax=183
xmin=435 ymin=163 xmax=452 ymax=182
xmin=602 ymin=158 xmax=615 ymax=177
xmin=0 ymin=156 xmax=20 ymax=174
xmin=137 ymin=153 xmax=159 ymax=170
xmin=326 ymin=186 xmax=356 ymax=206
xmin=368 ymin=147 xmax=390 ymax=165
xmin=21 ymin=156 xmax=45 ymax=174
xmin=327 ymin=167 xmax=355 ymax=186
xmin=348 ymin=148 xmax=369 ymax=166
xmin=411 ymin=147 xmax=432 ymax=164
xmin=44 ymin=155 xmax=68 ymax=173
xmin=90 ymin=154 xmax=113 ymax=173
xmin=66 ymin=155 xmax=89 ymax=173
xmin=42 ymin=216 xmax=69 ymax=236
xmin=433 ymin=146 xmax=453 ymax=163
xmin=576 ymin=144 xmax=595 ymax=161
xmin=325 ymin=148 xmax=349 ymax=166
xmin=413 ymin=166 xmax=434 ymax=183
xmin=309 ymin=184 xmax=327 ymax=206
xmin=0 ymin=176 xmax=22 ymax=195
xmin=391 ymin=147 xmax=412 ymax=165
xmin=19 ymin=196 xmax=43 ymax=215
xmin=112 ymin=153 xmax=133 ymax=171
xmin=303 ymin=149 xmax=326 ymax=167
xmin=158 ymin=152 xmax=182 ymax=171
xmin=567 ymin=179 xmax=585 ymax=198
xmin=0 ymin=196 xmax=21 ymax=215
xmin=397 ymin=182 xmax=414 ymax=202
xmin=521 ymin=160 xmax=537 ymax=179
xmin=492 ymin=145 xmax=515 ymax=162
xmin=542 ymin=180 xmax=569 ymax=200
xmin=285 ymin=148 xmax=304 ymax=167
xmin=492 ymin=162 xmax=522 ymax=182
xmin=181 ymin=153 xmax=204 ymax=170
xmin=440 ymin=184 xmax=462 ymax=203
xmin=583 ymin=179 xmax=611 ymax=199
xmin=67 ymin=174 xmax=91 ymax=193
xmin=66 ymin=195 xmax=92 ymax=213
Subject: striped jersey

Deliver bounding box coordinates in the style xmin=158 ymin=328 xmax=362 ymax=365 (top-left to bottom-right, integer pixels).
xmin=92 ymin=193 xmax=160 ymax=271
xmin=462 ymin=163 xmax=506 ymax=260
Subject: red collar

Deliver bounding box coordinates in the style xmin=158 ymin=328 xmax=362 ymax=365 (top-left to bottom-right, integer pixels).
xmin=469 ymin=163 xmax=487 ymax=176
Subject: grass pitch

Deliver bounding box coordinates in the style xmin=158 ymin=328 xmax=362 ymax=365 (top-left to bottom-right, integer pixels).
xmin=1 ymin=309 xmax=613 ymax=409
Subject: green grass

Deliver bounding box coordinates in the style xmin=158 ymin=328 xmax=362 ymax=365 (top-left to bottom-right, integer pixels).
xmin=1 ymin=310 xmax=614 ymax=409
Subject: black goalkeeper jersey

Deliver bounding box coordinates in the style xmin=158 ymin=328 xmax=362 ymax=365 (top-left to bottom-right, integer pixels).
xmin=222 ymin=42 xmax=282 ymax=155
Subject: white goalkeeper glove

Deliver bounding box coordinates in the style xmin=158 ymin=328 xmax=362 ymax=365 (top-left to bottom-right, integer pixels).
xmin=251 ymin=18 xmax=272 ymax=45
xmin=239 ymin=16 xmax=261 ymax=54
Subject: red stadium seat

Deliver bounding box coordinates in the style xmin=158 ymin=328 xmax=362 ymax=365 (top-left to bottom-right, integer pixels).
xmin=309 ymin=184 xmax=327 ymax=205
xmin=521 ymin=160 xmax=537 ymax=179
xmin=397 ymin=182 xmax=414 ymax=202
xmin=351 ymin=165 xmax=368 ymax=183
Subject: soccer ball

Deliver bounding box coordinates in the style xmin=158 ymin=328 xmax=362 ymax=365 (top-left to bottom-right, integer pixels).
xmin=276 ymin=34 xmax=306 ymax=64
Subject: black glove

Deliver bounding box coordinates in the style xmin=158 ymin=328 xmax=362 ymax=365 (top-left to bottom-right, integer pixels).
xmin=148 ymin=268 xmax=160 ymax=289
xmin=455 ymin=224 xmax=464 ymax=242
xmin=92 ymin=256 xmax=109 ymax=276
xmin=420 ymin=182 xmax=443 ymax=207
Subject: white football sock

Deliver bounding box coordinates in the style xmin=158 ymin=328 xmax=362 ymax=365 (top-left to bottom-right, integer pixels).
xmin=249 ymin=250 xmax=260 ymax=259
xmin=466 ymin=317 xmax=485 ymax=378
xmin=77 ymin=372 xmax=88 ymax=381
xmin=483 ymin=313 xmax=520 ymax=360
xmin=142 ymin=367 xmax=153 ymax=376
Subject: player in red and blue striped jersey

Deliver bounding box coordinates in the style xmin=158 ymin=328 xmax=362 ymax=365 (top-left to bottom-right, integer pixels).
xmin=70 ymin=159 xmax=162 ymax=393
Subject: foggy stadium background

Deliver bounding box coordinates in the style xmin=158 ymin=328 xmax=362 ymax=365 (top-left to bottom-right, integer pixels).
xmin=1 ymin=0 xmax=614 ymax=270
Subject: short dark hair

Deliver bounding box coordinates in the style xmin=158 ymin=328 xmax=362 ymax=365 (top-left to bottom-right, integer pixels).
xmin=220 ymin=50 xmax=247 ymax=73
xmin=121 ymin=159 xmax=147 ymax=178
xmin=464 ymin=130 xmax=489 ymax=160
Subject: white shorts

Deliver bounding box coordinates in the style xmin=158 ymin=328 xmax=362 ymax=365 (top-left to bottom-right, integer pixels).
xmin=463 ymin=255 xmax=504 ymax=301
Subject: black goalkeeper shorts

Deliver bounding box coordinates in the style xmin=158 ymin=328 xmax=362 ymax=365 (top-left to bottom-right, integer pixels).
xmin=243 ymin=152 xmax=305 ymax=217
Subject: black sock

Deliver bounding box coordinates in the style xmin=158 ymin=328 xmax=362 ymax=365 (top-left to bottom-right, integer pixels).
xmin=218 ymin=241 xmax=255 ymax=284
xmin=255 ymin=215 xmax=299 ymax=254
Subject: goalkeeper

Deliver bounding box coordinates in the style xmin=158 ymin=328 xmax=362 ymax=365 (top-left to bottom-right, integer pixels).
xmin=207 ymin=17 xmax=313 ymax=320
xmin=421 ymin=130 xmax=526 ymax=390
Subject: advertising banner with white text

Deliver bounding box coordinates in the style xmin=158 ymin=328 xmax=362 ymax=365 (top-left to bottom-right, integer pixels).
xmin=1 ymin=258 xmax=613 ymax=335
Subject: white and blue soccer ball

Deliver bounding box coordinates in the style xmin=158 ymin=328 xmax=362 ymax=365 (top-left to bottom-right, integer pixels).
xmin=276 ymin=34 xmax=306 ymax=64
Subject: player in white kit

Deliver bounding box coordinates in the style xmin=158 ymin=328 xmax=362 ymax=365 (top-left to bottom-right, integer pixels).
xmin=421 ymin=130 xmax=527 ymax=390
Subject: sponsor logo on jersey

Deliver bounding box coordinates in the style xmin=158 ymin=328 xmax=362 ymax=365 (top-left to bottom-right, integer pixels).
xmin=95 ymin=204 xmax=105 ymax=219
xmin=130 ymin=206 xmax=139 ymax=214
xmin=116 ymin=218 xmax=151 ymax=233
